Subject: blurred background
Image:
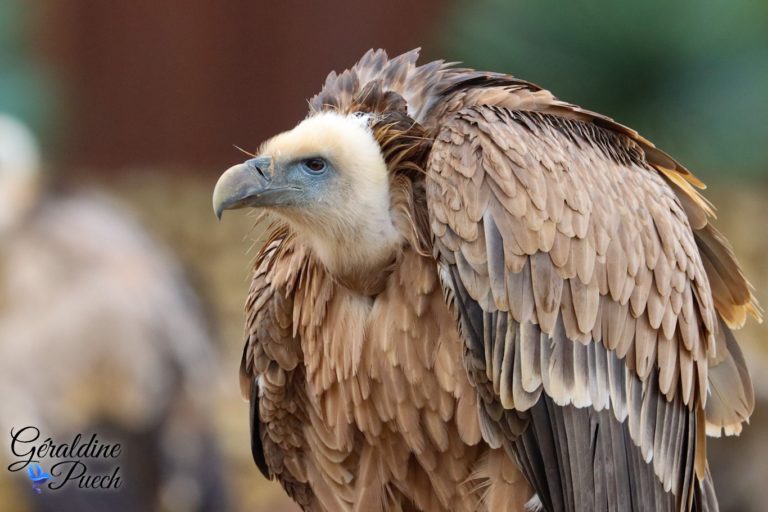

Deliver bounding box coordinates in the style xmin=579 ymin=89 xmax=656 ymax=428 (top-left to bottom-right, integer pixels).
xmin=0 ymin=1 xmax=765 ymax=511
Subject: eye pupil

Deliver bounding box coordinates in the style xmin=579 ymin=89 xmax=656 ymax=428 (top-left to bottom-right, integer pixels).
xmin=304 ymin=158 xmax=326 ymax=172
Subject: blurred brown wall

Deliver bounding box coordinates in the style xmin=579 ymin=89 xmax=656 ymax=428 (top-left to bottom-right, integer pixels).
xmin=36 ymin=0 xmax=443 ymax=172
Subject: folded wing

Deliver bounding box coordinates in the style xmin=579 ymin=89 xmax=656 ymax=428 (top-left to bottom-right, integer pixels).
xmin=426 ymin=93 xmax=758 ymax=511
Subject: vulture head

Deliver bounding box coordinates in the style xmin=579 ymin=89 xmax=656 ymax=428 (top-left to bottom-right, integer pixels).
xmin=213 ymin=109 xmax=427 ymax=284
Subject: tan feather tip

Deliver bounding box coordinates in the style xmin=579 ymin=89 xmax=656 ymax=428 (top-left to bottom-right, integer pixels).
xmin=706 ymin=419 xmax=747 ymax=438
xmin=656 ymin=165 xmax=716 ymax=217
xmin=746 ymin=300 xmax=764 ymax=323
xmin=657 ymin=162 xmax=707 ymax=188
xmin=672 ymin=163 xmax=707 ymax=189
xmin=737 ymin=281 xmax=764 ymax=324
xmin=683 ymin=171 xmax=706 ymax=189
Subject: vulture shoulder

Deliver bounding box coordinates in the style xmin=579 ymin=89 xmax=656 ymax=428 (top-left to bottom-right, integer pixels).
xmin=426 ymin=86 xmax=759 ymax=512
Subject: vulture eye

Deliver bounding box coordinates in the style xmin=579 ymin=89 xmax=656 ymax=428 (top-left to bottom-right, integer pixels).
xmin=302 ymin=158 xmax=327 ymax=174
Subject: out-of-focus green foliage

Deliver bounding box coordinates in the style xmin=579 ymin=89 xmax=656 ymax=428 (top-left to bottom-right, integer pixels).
xmin=0 ymin=0 xmax=55 ymax=141
xmin=440 ymin=0 xmax=768 ymax=179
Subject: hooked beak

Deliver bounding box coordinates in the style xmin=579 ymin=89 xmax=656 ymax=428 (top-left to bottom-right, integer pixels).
xmin=212 ymin=156 xmax=292 ymax=219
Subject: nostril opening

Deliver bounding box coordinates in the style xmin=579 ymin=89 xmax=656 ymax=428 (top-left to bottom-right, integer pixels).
xmin=245 ymin=158 xmax=268 ymax=179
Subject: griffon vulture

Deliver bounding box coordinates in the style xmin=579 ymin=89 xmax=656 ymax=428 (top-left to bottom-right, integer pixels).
xmin=213 ymin=50 xmax=759 ymax=512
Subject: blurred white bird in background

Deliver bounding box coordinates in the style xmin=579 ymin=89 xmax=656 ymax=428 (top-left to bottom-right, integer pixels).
xmin=0 ymin=115 xmax=40 ymax=237
xmin=0 ymin=113 xmax=230 ymax=512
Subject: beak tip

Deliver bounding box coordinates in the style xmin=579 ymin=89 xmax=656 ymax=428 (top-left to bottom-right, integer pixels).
xmin=212 ymin=199 xmax=224 ymax=220
xmin=212 ymin=161 xmax=267 ymax=220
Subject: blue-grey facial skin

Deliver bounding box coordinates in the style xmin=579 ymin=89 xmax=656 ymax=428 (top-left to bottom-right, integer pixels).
xmin=213 ymin=156 xmax=335 ymax=218
xmin=279 ymin=157 xmax=335 ymax=207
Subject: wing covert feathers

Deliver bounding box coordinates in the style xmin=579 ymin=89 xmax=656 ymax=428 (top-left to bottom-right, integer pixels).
xmin=428 ymin=98 xmax=754 ymax=510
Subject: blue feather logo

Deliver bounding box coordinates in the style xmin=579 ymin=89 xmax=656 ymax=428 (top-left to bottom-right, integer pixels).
xmin=26 ymin=463 xmax=50 ymax=494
